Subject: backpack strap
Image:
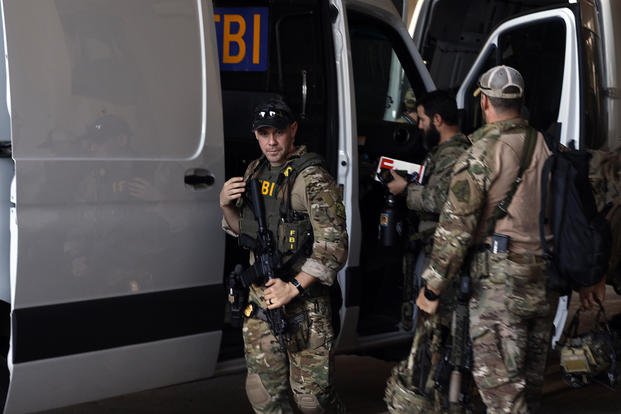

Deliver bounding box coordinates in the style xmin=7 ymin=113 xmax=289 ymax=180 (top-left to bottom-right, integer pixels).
xmin=486 ymin=127 xmax=538 ymax=236
xmin=539 ymin=152 xmax=557 ymax=262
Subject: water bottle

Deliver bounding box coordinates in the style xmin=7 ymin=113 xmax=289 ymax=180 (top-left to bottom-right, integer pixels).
xmin=379 ymin=193 xmax=399 ymax=246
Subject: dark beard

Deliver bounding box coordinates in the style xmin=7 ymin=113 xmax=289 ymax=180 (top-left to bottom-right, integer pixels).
xmin=422 ymin=124 xmax=440 ymax=151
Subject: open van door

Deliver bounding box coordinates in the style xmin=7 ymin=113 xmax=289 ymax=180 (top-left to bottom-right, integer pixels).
xmin=456 ymin=6 xmax=582 ymax=146
xmin=456 ymin=5 xmax=583 ymax=346
xmin=333 ymin=0 xmax=435 ymax=348
xmin=1 ymin=1 xmax=225 ymax=412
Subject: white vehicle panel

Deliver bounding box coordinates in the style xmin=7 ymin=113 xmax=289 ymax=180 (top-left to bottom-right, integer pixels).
xmin=2 ymin=0 xmax=226 ymax=411
xmin=4 ymin=332 xmax=220 ymax=414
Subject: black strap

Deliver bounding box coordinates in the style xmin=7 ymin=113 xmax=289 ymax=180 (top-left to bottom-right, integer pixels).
xmin=539 ymin=154 xmax=555 ymax=261
xmin=278 ymin=154 xmax=326 ymax=220
xmin=487 ymin=127 xmax=538 ymax=235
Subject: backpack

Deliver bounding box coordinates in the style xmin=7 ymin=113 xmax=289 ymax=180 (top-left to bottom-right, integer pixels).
xmin=539 ymin=136 xmax=612 ymax=294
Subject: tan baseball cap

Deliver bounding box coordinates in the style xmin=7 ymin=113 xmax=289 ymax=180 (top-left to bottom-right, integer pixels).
xmin=403 ymin=89 xmax=417 ymax=110
xmin=473 ymin=65 xmax=524 ymax=99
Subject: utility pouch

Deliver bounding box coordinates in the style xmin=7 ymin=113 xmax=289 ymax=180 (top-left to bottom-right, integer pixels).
xmin=560 ymin=346 xmax=594 ymax=374
xmin=283 ymin=304 xmax=311 ymax=353
xmin=278 ymin=218 xmax=313 ymax=254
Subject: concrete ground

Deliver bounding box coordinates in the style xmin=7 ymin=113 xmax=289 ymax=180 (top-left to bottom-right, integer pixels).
xmin=44 ymin=288 xmax=621 ymax=414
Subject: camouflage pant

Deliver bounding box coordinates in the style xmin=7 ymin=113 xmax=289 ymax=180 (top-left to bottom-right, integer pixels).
xmin=469 ymin=251 xmax=558 ymax=414
xmin=243 ymin=294 xmax=344 ymax=414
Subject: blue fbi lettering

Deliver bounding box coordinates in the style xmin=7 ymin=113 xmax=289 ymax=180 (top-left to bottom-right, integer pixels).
xmin=214 ymin=7 xmax=268 ymax=72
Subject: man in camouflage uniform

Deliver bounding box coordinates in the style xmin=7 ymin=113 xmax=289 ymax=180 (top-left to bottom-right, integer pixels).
xmin=220 ymin=98 xmax=347 ymax=414
xmin=416 ymin=66 xmax=557 ymax=413
xmin=388 ymin=89 xmax=470 ymax=327
xmin=385 ymin=90 xmax=470 ymax=413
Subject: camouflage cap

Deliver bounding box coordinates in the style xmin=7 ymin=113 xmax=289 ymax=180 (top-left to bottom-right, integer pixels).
xmin=475 ymin=65 xmax=524 ymax=99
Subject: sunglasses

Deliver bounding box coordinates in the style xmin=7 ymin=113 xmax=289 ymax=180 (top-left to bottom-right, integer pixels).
xmin=256 ymin=109 xmax=290 ymax=119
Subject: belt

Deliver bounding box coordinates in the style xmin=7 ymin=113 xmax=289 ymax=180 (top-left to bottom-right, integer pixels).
xmin=472 ymin=245 xmax=545 ymax=265
xmin=507 ymin=252 xmax=546 ymax=265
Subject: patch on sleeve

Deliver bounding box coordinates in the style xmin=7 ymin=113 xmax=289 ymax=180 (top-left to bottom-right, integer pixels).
xmin=451 ymin=180 xmax=471 ymax=204
xmin=469 ymin=163 xmax=486 ymax=175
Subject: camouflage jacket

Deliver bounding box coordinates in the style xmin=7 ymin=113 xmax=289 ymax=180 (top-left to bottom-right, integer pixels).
xmin=422 ymin=119 xmax=549 ymax=292
xmin=224 ymin=146 xmax=348 ymax=286
xmin=406 ymin=133 xmax=470 ymax=216
xmin=589 ymin=147 xmax=621 ymax=211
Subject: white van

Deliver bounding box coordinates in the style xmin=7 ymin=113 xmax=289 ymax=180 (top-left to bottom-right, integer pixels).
xmin=0 ymin=0 xmax=615 ymax=412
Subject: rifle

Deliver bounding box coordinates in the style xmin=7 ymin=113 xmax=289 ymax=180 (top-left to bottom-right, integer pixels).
xmin=448 ymin=265 xmax=472 ymax=410
xmin=244 ymin=178 xmax=288 ymax=346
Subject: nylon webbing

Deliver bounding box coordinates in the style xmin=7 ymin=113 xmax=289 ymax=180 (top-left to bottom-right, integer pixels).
xmin=486 ymin=127 xmax=538 ymax=236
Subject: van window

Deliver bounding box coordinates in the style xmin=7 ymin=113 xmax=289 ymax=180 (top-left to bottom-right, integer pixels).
xmin=349 ymin=15 xmax=424 ymax=125
xmin=348 ymin=12 xmax=426 ymax=161
xmin=461 ymin=18 xmax=567 ymax=136
xmin=9 ymin=0 xmax=203 ymax=159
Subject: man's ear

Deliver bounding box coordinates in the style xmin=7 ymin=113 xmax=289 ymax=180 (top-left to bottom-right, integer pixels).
xmin=432 ymin=113 xmax=443 ymax=128
xmin=290 ymin=121 xmax=298 ymax=139
xmin=480 ymin=94 xmax=489 ymax=112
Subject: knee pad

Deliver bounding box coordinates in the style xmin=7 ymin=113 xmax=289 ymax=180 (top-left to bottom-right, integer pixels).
xmin=294 ymin=393 xmax=324 ymax=414
xmin=245 ymin=373 xmax=271 ymax=409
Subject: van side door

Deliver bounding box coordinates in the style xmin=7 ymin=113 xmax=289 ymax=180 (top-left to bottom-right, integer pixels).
xmin=2 ymin=0 xmax=225 ymax=412
xmin=333 ymin=0 xmax=435 ymax=346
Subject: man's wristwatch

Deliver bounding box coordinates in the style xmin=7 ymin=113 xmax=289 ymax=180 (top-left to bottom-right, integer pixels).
xmin=290 ymin=278 xmax=305 ymax=296
xmin=423 ymin=286 xmax=440 ymax=301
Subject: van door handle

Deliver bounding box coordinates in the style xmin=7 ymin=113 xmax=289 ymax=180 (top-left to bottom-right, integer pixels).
xmin=184 ymin=168 xmax=215 ymax=189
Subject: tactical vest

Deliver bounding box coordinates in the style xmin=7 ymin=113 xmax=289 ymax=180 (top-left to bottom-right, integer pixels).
xmin=238 ymin=151 xmax=326 ymax=279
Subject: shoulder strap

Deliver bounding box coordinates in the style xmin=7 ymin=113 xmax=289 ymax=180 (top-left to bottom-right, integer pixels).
xmin=278 ymin=152 xmax=326 ymax=219
xmin=245 ymin=156 xmax=268 ymax=180
xmin=486 ymin=127 xmax=538 ymax=235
